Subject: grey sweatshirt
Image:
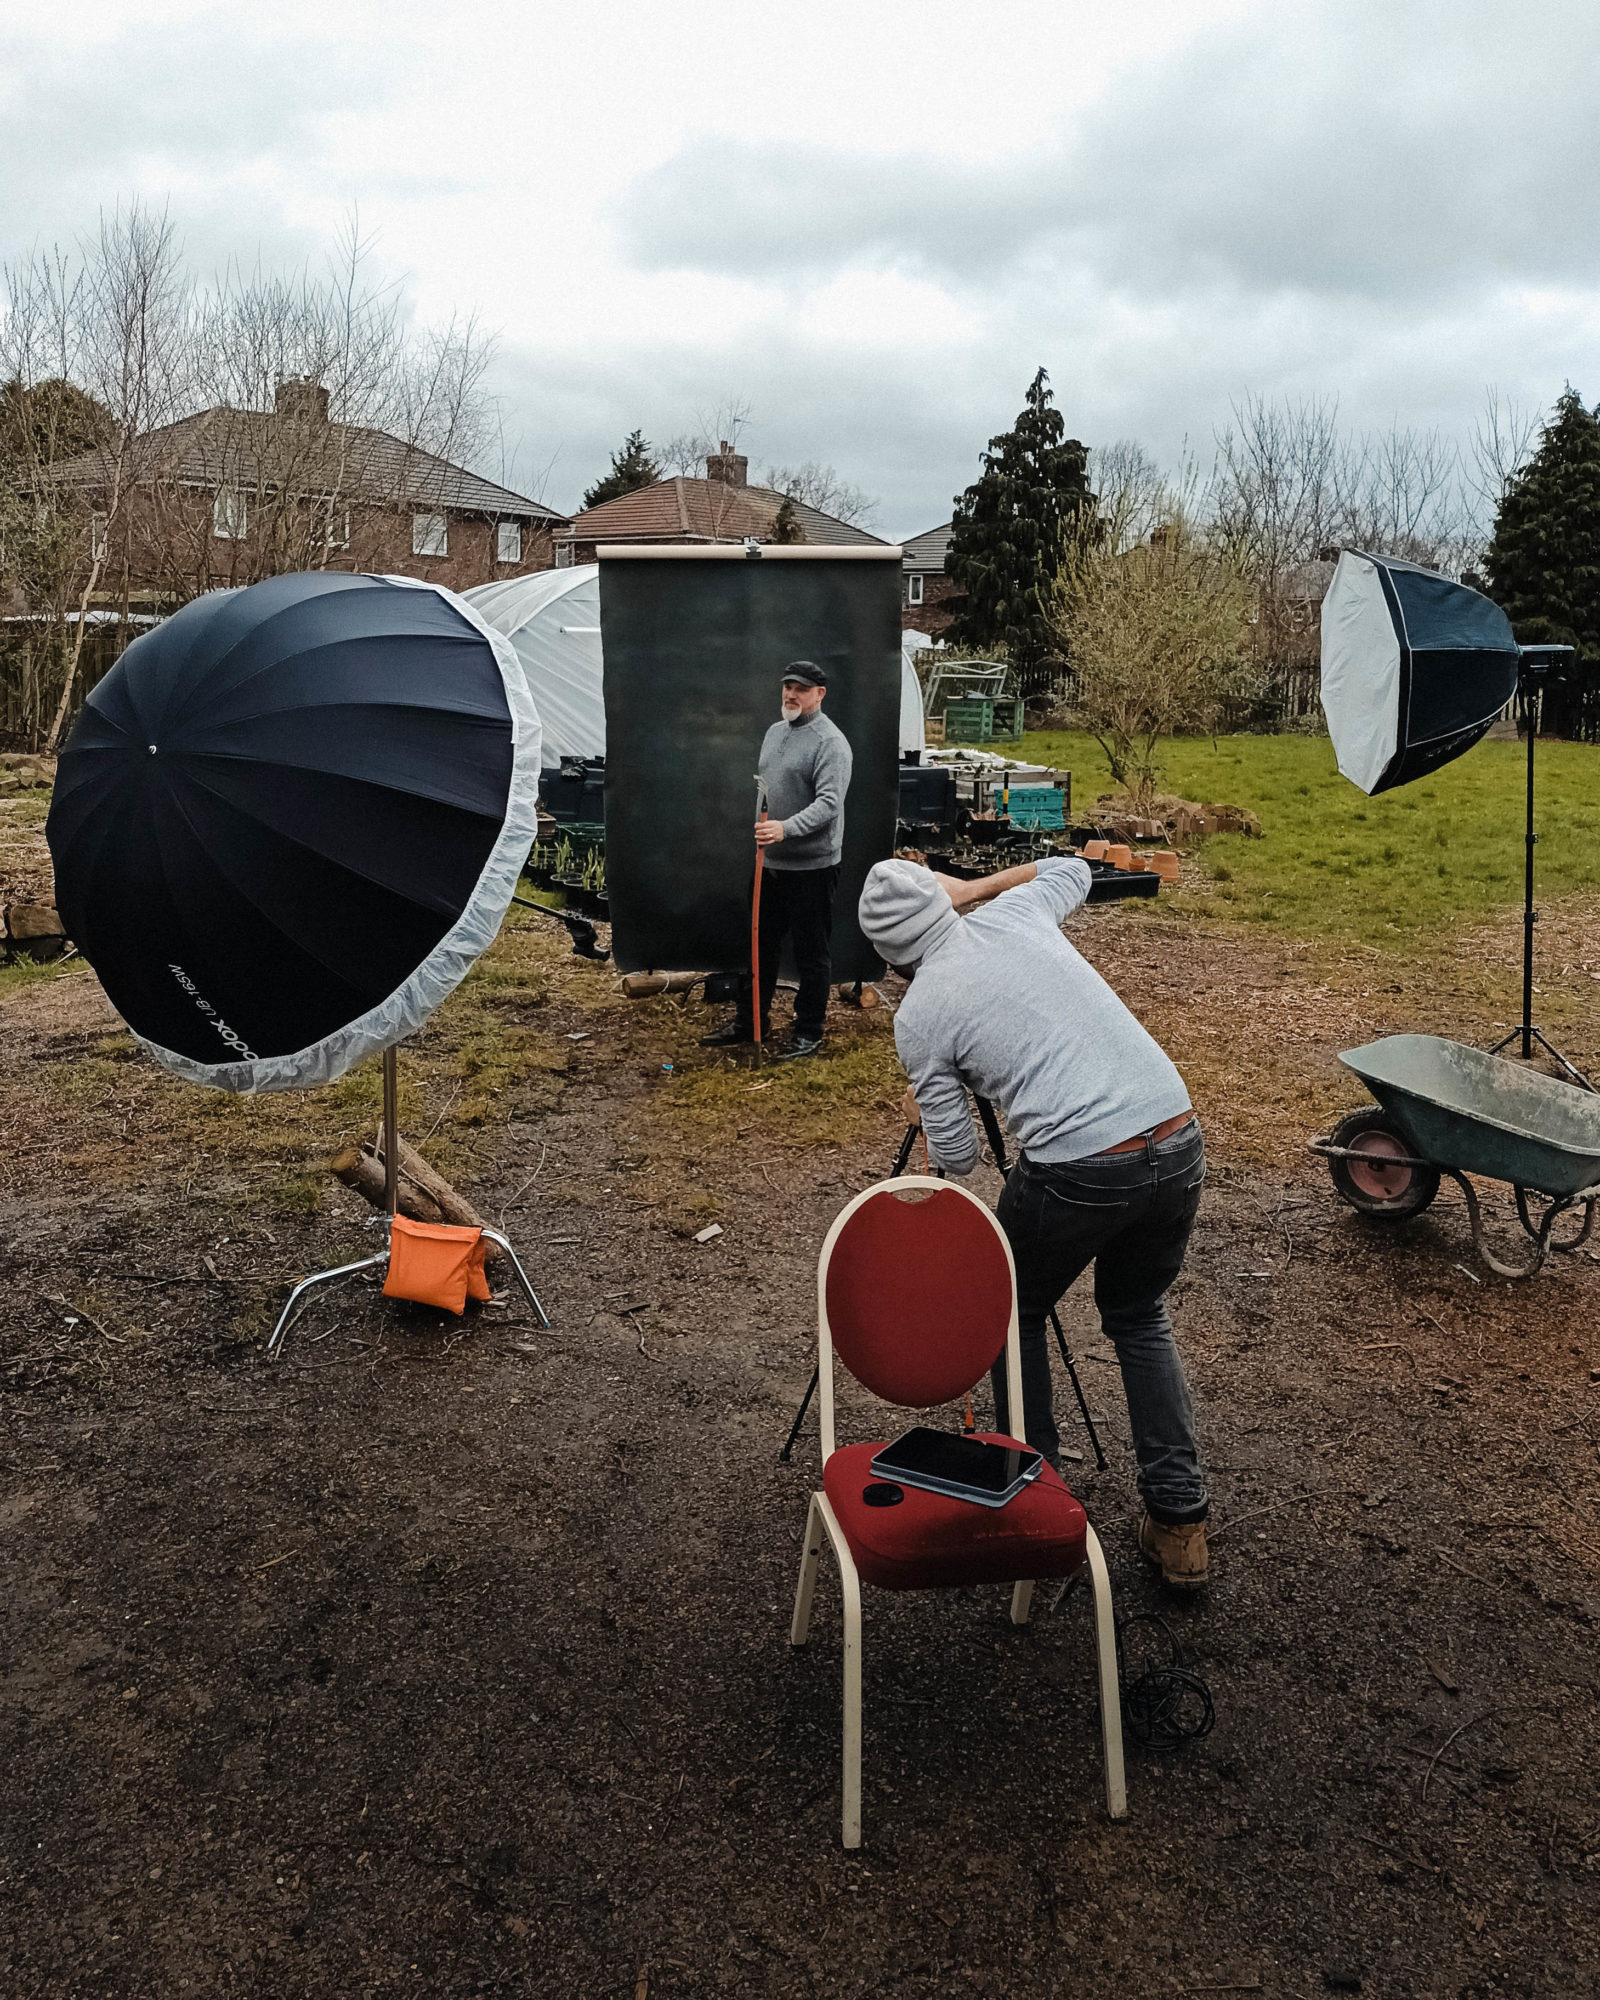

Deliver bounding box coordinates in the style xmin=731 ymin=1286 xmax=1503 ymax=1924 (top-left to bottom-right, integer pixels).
xmin=757 ymin=709 xmax=853 ymax=870
xmin=893 ymin=857 xmax=1191 ymax=1172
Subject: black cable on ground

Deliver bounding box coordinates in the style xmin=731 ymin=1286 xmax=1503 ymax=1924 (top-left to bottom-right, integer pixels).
xmin=1116 ymin=1613 xmax=1215 ymax=1747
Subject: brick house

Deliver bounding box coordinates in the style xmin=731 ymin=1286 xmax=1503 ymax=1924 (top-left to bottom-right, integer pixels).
xmin=899 ymin=521 xmax=962 ymax=637
xmin=47 ymin=379 xmax=568 ymax=615
xmin=555 ymin=443 xmax=887 ymax=563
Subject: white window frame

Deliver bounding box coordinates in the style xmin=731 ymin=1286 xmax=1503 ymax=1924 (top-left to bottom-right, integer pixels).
xmin=213 ymin=489 xmax=248 ymax=540
xmin=496 ymin=519 xmax=523 ymax=564
xmin=90 ymin=513 xmax=109 ymax=564
xmin=554 ymin=540 xmax=574 ymax=569
xmin=320 ymin=502 xmax=350 ymax=550
xmin=412 ymin=511 xmax=448 ymax=558
xmin=907 ymin=572 xmax=924 ymax=606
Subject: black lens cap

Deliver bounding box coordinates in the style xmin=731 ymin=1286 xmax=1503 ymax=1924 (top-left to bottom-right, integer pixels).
xmin=862 ymin=1482 xmax=904 ymax=1507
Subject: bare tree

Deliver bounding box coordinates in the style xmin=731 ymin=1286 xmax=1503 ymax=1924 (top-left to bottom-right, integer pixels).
xmin=2 ymin=207 xmax=498 ymax=744
xmin=1465 ymin=387 xmax=1540 ymax=557
xmin=1 ymin=200 xmax=191 ymax=749
xmin=761 ymin=459 xmax=878 ymax=527
xmin=657 ymin=395 xmax=754 ymax=477
xmin=1049 ymin=512 xmax=1252 ymax=807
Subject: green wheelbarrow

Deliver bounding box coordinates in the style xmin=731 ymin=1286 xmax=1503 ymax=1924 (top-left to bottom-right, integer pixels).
xmin=1310 ymin=1034 xmax=1600 ymax=1278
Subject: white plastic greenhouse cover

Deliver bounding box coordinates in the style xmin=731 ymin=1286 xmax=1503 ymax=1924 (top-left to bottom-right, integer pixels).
xmin=899 ymin=633 xmax=928 ymax=754
xmin=465 ymin=565 xmax=605 ymax=764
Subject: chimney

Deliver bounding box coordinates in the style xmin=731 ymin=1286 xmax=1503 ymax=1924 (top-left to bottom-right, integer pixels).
xmin=705 ymin=438 xmax=747 ymax=487
xmin=275 ymin=378 xmax=330 ymax=425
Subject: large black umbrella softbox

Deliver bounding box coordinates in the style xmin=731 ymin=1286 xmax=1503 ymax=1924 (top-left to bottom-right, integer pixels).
xmin=47 ymin=571 xmax=540 ymax=1092
xmin=1320 ymin=551 xmax=1519 ymax=794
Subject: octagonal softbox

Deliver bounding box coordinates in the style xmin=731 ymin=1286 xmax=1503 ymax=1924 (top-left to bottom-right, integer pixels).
xmin=1321 ymin=551 xmax=1519 ymax=794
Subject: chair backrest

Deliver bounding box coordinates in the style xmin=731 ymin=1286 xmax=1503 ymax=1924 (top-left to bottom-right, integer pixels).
xmin=816 ymin=1177 xmax=1024 ymax=1460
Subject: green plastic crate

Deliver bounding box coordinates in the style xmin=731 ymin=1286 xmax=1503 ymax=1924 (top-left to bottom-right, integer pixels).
xmin=943 ymin=697 xmax=995 ymax=743
xmin=1004 ymin=785 xmax=1065 ymax=830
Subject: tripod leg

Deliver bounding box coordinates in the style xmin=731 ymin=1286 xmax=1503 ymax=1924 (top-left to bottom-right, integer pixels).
xmin=781 ymin=1362 xmax=820 ymax=1462
xmin=1050 ymin=1308 xmax=1108 ymax=1471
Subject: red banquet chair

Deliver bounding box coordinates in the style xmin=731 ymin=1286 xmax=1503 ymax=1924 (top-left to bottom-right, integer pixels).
xmin=790 ymin=1176 xmax=1127 ymax=1849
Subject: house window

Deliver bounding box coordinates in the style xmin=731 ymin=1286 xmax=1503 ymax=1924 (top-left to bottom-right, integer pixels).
xmin=412 ymin=511 xmax=448 ymax=558
xmin=496 ymin=519 xmax=523 ymax=564
xmin=213 ymin=490 xmax=248 ymax=540
xmin=320 ymin=503 xmax=350 ymax=550
xmin=90 ymin=514 xmax=108 ymax=564
xmin=554 ymin=541 xmax=574 ymax=569
xmin=907 ymin=572 xmax=924 ymax=606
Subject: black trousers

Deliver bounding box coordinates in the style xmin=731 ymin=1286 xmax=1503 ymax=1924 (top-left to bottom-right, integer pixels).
xmin=736 ymin=863 xmax=838 ymax=1036
xmin=992 ymin=1122 xmax=1209 ymax=1522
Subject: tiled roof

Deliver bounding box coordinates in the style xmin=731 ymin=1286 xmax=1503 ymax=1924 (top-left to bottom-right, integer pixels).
xmin=561 ymin=476 xmax=886 ymax=548
xmin=49 ymin=407 xmax=567 ymax=522
xmin=901 ymin=521 xmax=953 ymax=571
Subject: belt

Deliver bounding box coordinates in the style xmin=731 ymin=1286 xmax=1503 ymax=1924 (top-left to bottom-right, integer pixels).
xmin=1096 ymin=1111 xmax=1197 ymax=1156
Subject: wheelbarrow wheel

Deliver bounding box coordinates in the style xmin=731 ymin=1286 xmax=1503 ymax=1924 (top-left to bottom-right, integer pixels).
xmin=1327 ymin=1108 xmax=1440 ymax=1219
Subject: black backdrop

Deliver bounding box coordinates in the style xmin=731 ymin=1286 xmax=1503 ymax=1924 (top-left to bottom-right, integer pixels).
xmin=599 ymin=548 xmax=903 ymax=980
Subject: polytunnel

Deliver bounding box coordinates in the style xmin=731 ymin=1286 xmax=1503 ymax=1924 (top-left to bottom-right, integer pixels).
xmin=465 ymin=565 xmax=604 ymax=765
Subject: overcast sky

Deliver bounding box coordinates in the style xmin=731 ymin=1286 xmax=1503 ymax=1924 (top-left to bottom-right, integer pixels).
xmin=4 ymin=0 xmax=1599 ymax=534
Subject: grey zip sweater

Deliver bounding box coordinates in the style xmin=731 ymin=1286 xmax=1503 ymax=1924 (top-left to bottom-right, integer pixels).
xmin=894 ymin=857 xmax=1192 ymax=1171
xmin=757 ymin=709 xmax=853 ymax=870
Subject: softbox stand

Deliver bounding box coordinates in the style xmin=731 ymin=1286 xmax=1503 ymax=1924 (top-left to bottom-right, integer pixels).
xmin=268 ymin=1044 xmax=550 ymax=1359
xmin=779 ymin=1100 xmax=1107 ymax=1469
xmin=1485 ymin=648 xmax=1593 ymax=1090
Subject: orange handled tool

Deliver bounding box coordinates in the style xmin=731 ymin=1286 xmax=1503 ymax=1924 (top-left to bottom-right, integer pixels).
xmin=751 ymin=775 xmax=768 ymax=1051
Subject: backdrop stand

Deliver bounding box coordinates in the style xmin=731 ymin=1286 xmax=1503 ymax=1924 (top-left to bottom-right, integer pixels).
xmin=267 ymin=1043 xmax=550 ymax=1360
xmin=1486 ymin=650 xmax=1592 ymax=1090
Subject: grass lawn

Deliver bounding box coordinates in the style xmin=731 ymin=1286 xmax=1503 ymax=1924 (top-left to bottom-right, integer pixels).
xmin=1023 ymin=727 xmax=1600 ymax=948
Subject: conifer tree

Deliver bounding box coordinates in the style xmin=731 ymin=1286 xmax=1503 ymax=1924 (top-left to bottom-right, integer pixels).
xmin=946 ymin=368 xmax=1093 ymax=683
xmin=1485 ymin=388 xmax=1600 ymax=736
xmin=1485 ymin=387 xmax=1600 ymax=658
xmin=582 ymin=429 xmax=662 ymax=510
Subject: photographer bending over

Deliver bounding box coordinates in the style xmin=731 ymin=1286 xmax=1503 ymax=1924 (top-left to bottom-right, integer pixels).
xmin=858 ymin=855 xmax=1211 ymax=1590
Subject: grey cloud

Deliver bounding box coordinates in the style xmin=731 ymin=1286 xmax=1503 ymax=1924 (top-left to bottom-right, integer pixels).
xmin=616 ymin=0 xmax=1600 ymax=307
xmin=0 ymin=23 xmax=364 ymax=266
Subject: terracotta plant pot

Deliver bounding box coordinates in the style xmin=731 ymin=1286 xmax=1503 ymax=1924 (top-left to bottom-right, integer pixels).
xmin=1148 ymin=850 xmax=1181 ymax=883
xmin=1106 ymin=844 xmax=1133 ymax=870
xmin=1083 ymin=839 xmax=1109 ymax=861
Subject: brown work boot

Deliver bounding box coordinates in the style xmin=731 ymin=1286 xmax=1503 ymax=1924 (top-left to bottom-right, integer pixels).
xmin=1138 ymin=1512 xmax=1210 ymax=1590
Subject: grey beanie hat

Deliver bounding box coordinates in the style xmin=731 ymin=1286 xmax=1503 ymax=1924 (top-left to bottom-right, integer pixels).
xmin=858 ymin=860 xmax=959 ymax=967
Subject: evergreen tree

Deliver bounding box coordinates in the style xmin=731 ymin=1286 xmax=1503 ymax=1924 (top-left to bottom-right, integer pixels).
xmin=582 ymin=429 xmax=662 ymax=510
xmin=1485 ymin=387 xmax=1600 ymax=665
xmin=945 ymin=368 xmax=1093 ymax=683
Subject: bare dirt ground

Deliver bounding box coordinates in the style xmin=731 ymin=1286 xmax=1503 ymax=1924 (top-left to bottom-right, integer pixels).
xmin=4 ymin=858 xmax=1600 ymax=1999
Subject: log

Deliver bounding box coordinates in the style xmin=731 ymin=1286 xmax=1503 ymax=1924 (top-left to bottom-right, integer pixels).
xmin=620 ymin=970 xmax=706 ymax=999
xmin=330 ymin=1142 xmax=446 ymax=1224
xmin=332 ymin=1134 xmax=505 ymax=1263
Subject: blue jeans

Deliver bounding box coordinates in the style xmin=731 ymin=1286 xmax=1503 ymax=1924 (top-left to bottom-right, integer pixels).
xmin=992 ymin=1122 xmax=1209 ymax=1523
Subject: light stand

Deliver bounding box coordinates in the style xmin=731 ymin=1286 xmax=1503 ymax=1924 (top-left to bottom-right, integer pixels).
xmin=267 ymin=1041 xmax=549 ymax=1358
xmin=1486 ymin=646 xmax=1592 ymax=1088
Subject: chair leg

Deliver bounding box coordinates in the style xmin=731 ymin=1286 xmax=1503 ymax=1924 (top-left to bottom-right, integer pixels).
xmin=791 ymin=1492 xmax=825 ymax=1646
xmin=803 ymin=1497 xmax=865 ymax=1849
xmin=1010 ymin=1580 xmax=1035 ymax=1626
xmin=1083 ymin=1525 xmax=1127 ymax=1820
xmin=835 ymin=1529 xmax=864 ymax=1850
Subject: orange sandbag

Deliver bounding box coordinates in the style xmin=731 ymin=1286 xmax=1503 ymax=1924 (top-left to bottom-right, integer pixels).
xmin=383 ymin=1213 xmax=485 ymax=1314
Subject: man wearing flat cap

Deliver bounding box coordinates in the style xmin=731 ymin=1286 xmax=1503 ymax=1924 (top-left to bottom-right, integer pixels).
xmin=703 ymin=661 xmax=852 ymax=1060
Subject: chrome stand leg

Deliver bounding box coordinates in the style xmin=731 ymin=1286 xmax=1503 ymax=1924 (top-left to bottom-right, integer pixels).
xmin=267 ymin=1250 xmax=391 ymax=1360
xmin=479 ymin=1227 xmax=551 ymax=1327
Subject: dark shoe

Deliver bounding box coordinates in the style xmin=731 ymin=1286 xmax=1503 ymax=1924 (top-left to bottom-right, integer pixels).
xmin=1137 ymin=1511 xmax=1209 ymax=1590
xmin=775 ymin=1030 xmax=824 ymax=1062
xmin=700 ymin=1019 xmax=754 ymax=1047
